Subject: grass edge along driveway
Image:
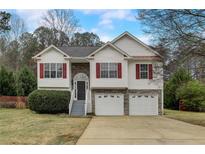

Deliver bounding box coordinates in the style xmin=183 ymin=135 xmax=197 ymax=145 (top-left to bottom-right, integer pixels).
xmin=164 ymin=109 xmax=205 ymax=127
xmin=0 ymin=109 xmax=91 ymax=144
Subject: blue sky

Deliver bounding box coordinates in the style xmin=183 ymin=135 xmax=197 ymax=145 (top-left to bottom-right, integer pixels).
xmin=4 ymin=9 xmax=151 ymax=44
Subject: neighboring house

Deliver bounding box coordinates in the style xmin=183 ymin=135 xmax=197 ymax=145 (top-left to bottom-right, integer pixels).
xmin=32 ymin=31 xmax=164 ymax=116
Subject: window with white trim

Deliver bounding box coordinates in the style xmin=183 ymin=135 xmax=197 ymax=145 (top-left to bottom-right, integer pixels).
xmin=100 ymin=63 xmax=118 ymax=78
xmin=57 ymin=63 xmax=63 ymax=78
xmin=44 ymin=63 xmax=50 ymax=78
xmin=51 ymin=63 xmax=56 ymax=78
xmin=140 ymin=64 xmax=148 ymax=79
xmin=44 ymin=63 xmax=63 ymax=78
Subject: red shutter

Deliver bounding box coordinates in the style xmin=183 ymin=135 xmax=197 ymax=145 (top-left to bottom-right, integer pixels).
xmin=40 ymin=63 xmax=44 ymax=79
xmin=96 ymin=63 xmax=100 ymax=78
xmin=149 ymin=64 xmax=153 ymax=80
xmin=63 ymin=63 xmax=67 ymax=79
xmin=118 ymin=63 xmax=122 ymax=78
xmin=136 ymin=64 xmax=140 ymax=79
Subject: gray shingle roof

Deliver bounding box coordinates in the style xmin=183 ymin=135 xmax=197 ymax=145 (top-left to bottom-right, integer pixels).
xmin=58 ymin=46 xmax=100 ymax=57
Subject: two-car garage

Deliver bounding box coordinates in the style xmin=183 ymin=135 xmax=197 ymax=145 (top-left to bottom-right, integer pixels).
xmin=95 ymin=93 xmax=159 ymax=116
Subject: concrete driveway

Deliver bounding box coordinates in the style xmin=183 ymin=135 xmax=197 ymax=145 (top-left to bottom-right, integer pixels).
xmin=77 ymin=116 xmax=205 ymax=144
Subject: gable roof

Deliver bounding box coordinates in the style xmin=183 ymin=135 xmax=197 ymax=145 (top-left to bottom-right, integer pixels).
xmin=32 ymin=32 xmax=163 ymax=60
xmin=58 ymin=46 xmax=100 ymax=57
xmin=32 ymin=45 xmax=100 ymax=59
xmin=87 ymin=42 xmax=131 ymax=58
xmin=111 ymin=31 xmax=163 ymax=58
xmin=32 ymin=45 xmax=70 ymax=59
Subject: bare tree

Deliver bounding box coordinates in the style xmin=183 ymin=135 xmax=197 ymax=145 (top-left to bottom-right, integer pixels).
xmin=5 ymin=13 xmax=26 ymax=41
xmin=137 ymin=10 xmax=205 ymax=81
xmin=138 ymin=10 xmax=205 ymax=57
xmin=42 ymin=9 xmax=79 ymax=37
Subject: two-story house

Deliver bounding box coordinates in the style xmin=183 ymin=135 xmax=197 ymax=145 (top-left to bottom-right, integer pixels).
xmin=32 ymin=31 xmax=164 ymax=116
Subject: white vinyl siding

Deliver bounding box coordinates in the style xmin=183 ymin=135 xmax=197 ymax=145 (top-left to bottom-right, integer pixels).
xmin=37 ymin=48 xmax=70 ymax=90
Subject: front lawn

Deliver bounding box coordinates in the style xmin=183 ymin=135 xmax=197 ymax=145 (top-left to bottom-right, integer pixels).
xmin=164 ymin=109 xmax=205 ymax=127
xmin=0 ymin=109 xmax=90 ymax=144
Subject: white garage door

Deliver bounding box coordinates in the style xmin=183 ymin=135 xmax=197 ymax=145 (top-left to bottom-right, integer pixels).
xmin=95 ymin=93 xmax=124 ymax=115
xmin=129 ymin=94 xmax=158 ymax=115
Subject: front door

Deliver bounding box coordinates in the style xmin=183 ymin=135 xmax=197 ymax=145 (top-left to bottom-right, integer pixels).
xmin=77 ymin=81 xmax=85 ymax=100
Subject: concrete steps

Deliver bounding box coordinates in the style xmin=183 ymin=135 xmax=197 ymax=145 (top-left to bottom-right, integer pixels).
xmin=70 ymin=100 xmax=85 ymax=116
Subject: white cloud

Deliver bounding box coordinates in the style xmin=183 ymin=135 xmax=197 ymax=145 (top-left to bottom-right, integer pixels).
xmin=90 ymin=28 xmax=98 ymax=33
xmin=137 ymin=34 xmax=152 ymax=45
xmin=76 ymin=27 xmax=86 ymax=33
xmin=101 ymin=10 xmax=135 ymax=22
xmin=99 ymin=10 xmax=135 ymax=30
xmin=80 ymin=10 xmax=135 ymax=30
xmin=16 ymin=10 xmax=46 ymax=22
xmin=80 ymin=10 xmax=105 ymax=15
xmin=16 ymin=10 xmax=47 ymax=32
xmin=99 ymin=34 xmax=112 ymax=42
xmin=90 ymin=27 xmax=112 ymax=42
xmin=98 ymin=19 xmax=113 ymax=29
xmin=99 ymin=19 xmax=112 ymax=25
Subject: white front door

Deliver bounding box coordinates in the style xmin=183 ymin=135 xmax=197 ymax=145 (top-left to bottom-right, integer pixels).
xmin=95 ymin=93 xmax=124 ymax=115
xmin=129 ymin=94 xmax=158 ymax=115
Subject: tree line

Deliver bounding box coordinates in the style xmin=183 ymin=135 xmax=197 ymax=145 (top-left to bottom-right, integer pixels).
xmin=1 ymin=9 xmax=205 ymax=82
xmin=0 ymin=10 xmax=104 ymax=72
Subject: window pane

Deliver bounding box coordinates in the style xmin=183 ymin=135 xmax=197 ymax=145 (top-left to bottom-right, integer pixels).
xmin=101 ymin=71 xmax=109 ymax=78
xmin=141 ymin=72 xmax=148 ymax=79
xmin=109 ymin=63 xmax=117 ymax=78
xmin=44 ymin=63 xmax=49 ymax=71
xmin=109 ymin=70 xmax=117 ymax=78
xmin=140 ymin=64 xmax=147 ymax=71
xmin=101 ymin=63 xmax=108 ymax=70
xmin=45 ymin=71 xmax=50 ymax=78
xmin=51 ymin=63 xmax=56 ymax=78
xmin=140 ymin=64 xmax=148 ymax=79
xmin=44 ymin=63 xmax=50 ymax=78
xmin=100 ymin=63 xmax=109 ymax=78
xmin=57 ymin=63 xmax=62 ymax=78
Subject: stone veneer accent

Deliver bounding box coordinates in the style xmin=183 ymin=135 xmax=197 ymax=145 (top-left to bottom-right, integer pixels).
xmin=71 ymin=63 xmax=90 ymax=79
xmin=91 ymin=89 xmax=162 ymax=115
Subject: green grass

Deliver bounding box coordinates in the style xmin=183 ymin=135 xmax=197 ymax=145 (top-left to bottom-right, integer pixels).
xmin=164 ymin=109 xmax=205 ymax=127
xmin=0 ymin=109 xmax=91 ymax=144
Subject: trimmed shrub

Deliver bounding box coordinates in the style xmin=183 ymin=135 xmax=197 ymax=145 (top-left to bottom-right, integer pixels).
xmin=16 ymin=66 xmax=37 ymax=96
xmin=164 ymin=68 xmax=192 ymax=109
xmin=176 ymin=80 xmax=205 ymax=112
xmin=28 ymin=90 xmax=70 ymax=113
